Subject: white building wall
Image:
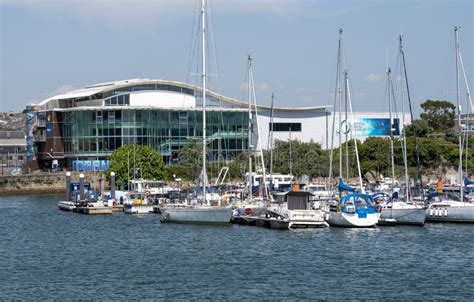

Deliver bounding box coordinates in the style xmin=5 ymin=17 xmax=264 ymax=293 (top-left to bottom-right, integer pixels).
xmin=129 ymin=91 xmax=196 ymax=108
xmin=255 ymin=109 xmax=329 ymax=150
xmin=255 ymin=110 xmax=411 ymax=150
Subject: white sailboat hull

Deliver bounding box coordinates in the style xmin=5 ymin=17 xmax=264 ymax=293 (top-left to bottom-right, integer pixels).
xmin=380 ymin=207 xmax=426 ymax=226
xmin=327 ymin=211 xmax=378 ymax=227
xmin=426 ymin=203 xmax=474 ymax=223
xmin=162 ymin=206 xmax=233 ymax=224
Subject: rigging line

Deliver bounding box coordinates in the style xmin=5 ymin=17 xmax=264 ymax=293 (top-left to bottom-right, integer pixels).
xmin=207 ymin=1 xmax=228 ymax=163
xmin=346 ymin=71 xmax=364 ymax=193
xmin=250 ymin=64 xmax=269 ymax=198
xmin=184 ymin=1 xmax=200 ymax=107
xmin=400 ymin=35 xmax=423 ymax=199
xmin=395 ymin=39 xmax=410 ymax=201
xmin=328 ymin=29 xmax=343 ymax=194
xmin=458 ymin=52 xmax=473 ymax=113
xmin=439 ymin=35 xmax=456 ymax=100
xmin=186 ymin=0 xmax=200 ymax=85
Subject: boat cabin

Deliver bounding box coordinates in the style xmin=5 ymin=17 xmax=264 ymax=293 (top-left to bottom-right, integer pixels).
xmin=285 ymin=191 xmax=314 ymax=210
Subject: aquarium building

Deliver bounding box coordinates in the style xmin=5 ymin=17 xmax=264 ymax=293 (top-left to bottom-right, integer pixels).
xmin=25 ymin=78 xmax=405 ymax=171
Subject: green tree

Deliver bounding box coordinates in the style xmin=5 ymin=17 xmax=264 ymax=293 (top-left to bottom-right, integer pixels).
xmin=176 ymin=139 xmax=204 ymax=181
xmin=108 ymin=145 xmax=167 ymax=187
xmin=420 ymin=99 xmax=456 ymax=131
xmin=404 ymin=119 xmax=434 ymax=137
xmin=266 ymin=139 xmax=328 ymax=178
xmin=358 ymin=137 xmax=391 ymax=178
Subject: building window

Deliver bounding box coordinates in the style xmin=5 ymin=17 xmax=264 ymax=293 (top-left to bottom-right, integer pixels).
xmin=104 ymin=94 xmax=130 ymax=106
xmin=269 ymin=122 xmax=302 ymax=132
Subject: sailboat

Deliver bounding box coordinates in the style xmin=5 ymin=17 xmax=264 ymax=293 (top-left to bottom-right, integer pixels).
xmin=378 ymin=37 xmax=426 ymax=226
xmin=161 ymin=0 xmax=232 ymax=224
xmin=233 ymin=55 xmax=270 ymax=218
xmin=425 ymin=26 xmax=474 ymax=223
xmin=325 ymin=29 xmax=379 ymax=227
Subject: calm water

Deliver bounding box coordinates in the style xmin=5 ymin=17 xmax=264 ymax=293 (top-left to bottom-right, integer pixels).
xmin=0 ymin=195 xmax=473 ymax=300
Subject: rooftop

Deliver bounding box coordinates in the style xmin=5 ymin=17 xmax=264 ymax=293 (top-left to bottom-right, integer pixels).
xmin=37 ymin=78 xmax=331 ymax=113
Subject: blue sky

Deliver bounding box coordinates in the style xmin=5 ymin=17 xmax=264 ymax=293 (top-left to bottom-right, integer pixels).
xmin=0 ymin=0 xmax=472 ymax=115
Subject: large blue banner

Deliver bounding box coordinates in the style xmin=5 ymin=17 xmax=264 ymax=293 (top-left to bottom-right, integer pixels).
xmin=338 ymin=118 xmax=400 ymax=137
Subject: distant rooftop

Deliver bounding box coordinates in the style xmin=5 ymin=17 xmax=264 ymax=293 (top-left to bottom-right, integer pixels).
xmin=36 ymin=78 xmax=331 ymax=113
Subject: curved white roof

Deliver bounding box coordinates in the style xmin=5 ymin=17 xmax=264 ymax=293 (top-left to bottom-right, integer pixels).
xmin=38 ymin=78 xmax=331 ymax=112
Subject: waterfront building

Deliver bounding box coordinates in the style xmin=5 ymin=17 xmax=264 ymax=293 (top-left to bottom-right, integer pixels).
xmin=0 ymin=131 xmax=26 ymax=175
xmin=24 ymin=78 xmax=407 ymax=171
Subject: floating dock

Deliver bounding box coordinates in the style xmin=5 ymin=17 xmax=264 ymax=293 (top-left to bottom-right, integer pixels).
xmin=232 ymin=215 xmax=298 ymax=230
xmin=74 ymin=207 xmax=113 ymax=215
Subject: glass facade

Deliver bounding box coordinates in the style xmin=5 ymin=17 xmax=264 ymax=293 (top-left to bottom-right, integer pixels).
xmin=61 ymin=109 xmax=249 ymax=163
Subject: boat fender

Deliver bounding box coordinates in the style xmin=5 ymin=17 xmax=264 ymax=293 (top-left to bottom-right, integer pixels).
xmin=245 ymin=208 xmax=252 ymax=216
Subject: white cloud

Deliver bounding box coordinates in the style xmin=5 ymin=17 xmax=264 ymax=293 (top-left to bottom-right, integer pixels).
xmin=366 ymin=72 xmax=383 ymax=83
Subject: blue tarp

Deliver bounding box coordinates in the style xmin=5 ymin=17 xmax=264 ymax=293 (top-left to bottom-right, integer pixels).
xmin=338 ymin=178 xmax=357 ymax=192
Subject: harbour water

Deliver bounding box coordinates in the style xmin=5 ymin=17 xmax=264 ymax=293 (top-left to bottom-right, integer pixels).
xmin=1 ymin=195 xmax=473 ymax=300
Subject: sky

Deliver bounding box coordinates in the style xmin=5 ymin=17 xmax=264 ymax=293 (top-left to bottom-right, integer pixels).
xmin=0 ymin=0 xmax=472 ymax=116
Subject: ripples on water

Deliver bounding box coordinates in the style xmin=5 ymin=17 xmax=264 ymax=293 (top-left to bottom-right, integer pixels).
xmin=0 ymin=195 xmax=473 ymax=300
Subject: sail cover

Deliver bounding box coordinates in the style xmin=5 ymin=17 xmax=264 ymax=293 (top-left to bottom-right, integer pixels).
xmin=338 ymin=178 xmax=357 ymax=192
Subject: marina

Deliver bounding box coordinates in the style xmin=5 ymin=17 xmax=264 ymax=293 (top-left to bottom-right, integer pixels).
xmin=1 ymin=194 xmax=473 ymax=300
xmin=1 ymin=0 xmax=473 ymax=300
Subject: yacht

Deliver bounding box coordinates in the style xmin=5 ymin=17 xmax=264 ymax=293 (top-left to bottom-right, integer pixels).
xmin=324 ymin=30 xmax=378 ymax=228
xmin=425 ymin=191 xmax=474 ymax=223
xmin=267 ymin=191 xmax=328 ymax=228
xmin=425 ymin=27 xmax=474 ymax=224
xmin=123 ymin=193 xmax=154 ymax=214
xmin=161 ymin=0 xmax=232 ymax=224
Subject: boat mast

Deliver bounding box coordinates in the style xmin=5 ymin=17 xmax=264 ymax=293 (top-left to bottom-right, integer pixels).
xmin=457 ymin=28 xmax=473 ymax=180
xmin=399 ymin=34 xmax=423 ymax=199
xmin=388 ymin=67 xmax=396 ymax=191
xmin=344 ymin=70 xmax=349 ymax=179
xmin=455 ymin=26 xmax=463 ymax=202
xmin=328 ymin=29 xmax=343 ymax=193
xmin=248 ymin=55 xmax=269 ymax=198
xmin=397 ymin=40 xmax=410 ymax=202
xmin=247 ymin=55 xmax=253 ymax=201
xmin=335 ymin=29 xmax=347 ymax=179
xmin=338 ymin=30 xmax=343 ymax=180
xmin=201 ymin=0 xmax=208 ymax=204
xmin=268 ymin=92 xmax=275 ymax=175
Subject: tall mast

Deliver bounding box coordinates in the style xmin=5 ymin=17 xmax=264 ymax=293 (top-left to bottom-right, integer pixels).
xmin=268 ymin=92 xmax=275 ymax=175
xmin=455 ymin=26 xmax=463 ymax=202
xmin=338 ymin=30 xmax=343 ymax=179
xmin=387 ymin=67 xmax=396 ymax=190
xmin=397 ymin=38 xmax=410 ymax=201
xmin=201 ymin=0 xmax=207 ymax=204
xmin=247 ymin=55 xmax=253 ymax=201
xmin=248 ymin=59 xmax=269 ymax=199
xmin=399 ymin=34 xmax=423 ymax=198
xmin=344 ymin=71 xmax=349 ymax=179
